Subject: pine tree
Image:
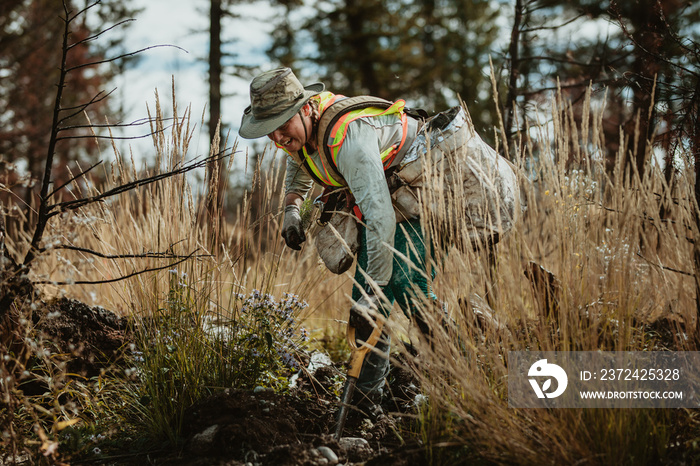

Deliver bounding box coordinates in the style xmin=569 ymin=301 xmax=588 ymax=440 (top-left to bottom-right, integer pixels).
xmin=291 ymin=0 xmax=500 ymax=135
xmin=500 ymin=0 xmax=699 ymax=172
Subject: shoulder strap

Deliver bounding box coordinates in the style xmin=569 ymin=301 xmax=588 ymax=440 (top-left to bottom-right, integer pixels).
xmin=316 ymin=96 xmax=395 ymax=186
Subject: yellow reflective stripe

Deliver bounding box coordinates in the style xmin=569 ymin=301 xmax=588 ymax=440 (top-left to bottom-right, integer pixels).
xmin=276 ymin=144 xmax=343 ymax=187
xmin=276 ymin=91 xmax=345 ymax=187
xmin=380 ymin=145 xmax=397 ymax=160
xmin=278 ymin=93 xmax=406 ymax=188
xmin=310 ymin=91 xmax=344 ymax=186
xmin=302 ymin=146 xmax=343 ymax=187
xmin=328 ymin=100 xmax=406 ymax=164
xmin=313 ymin=91 xmax=340 ymax=112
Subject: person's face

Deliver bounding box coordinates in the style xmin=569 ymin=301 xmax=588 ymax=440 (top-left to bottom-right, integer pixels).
xmin=268 ymin=105 xmax=308 ymax=152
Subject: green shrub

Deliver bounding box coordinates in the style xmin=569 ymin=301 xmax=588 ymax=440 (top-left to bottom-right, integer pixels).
xmin=124 ymin=271 xmax=309 ymax=445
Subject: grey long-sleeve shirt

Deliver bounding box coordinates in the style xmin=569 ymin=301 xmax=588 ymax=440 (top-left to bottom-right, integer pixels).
xmin=284 ymin=113 xmax=419 ymax=286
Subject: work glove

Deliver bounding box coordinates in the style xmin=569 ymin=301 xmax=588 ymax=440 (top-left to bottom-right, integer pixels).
xmin=281 ymin=204 xmax=306 ymax=250
xmin=349 ymin=292 xmax=383 ymax=343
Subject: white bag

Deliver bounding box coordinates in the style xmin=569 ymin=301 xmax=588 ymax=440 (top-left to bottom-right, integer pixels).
xmin=314 ymin=207 xmax=359 ymax=274
xmin=393 ymin=106 xmax=524 ymax=248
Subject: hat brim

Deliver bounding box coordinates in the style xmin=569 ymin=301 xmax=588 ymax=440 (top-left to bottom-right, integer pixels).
xmin=239 ymin=83 xmax=325 ymax=139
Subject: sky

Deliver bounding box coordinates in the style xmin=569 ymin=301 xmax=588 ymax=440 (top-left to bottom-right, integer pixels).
xmin=104 ymin=0 xmax=617 ymax=173
xmin=110 ymin=0 xmax=278 ymax=168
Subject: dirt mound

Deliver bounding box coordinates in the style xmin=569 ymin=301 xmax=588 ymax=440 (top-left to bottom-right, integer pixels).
xmin=174 ymin=351 xmax=425 ymax=465
xmin=183 ymin=388 xmax=335 ymax=457
xmin=36 ymin=297 xmax=130 ymax=377
xmin=6 ymin=297 xmax=427 ymax=465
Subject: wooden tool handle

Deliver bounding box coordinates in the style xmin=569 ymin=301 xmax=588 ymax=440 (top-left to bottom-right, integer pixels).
xmin=346 ymin=320 xmax=384 ymax=379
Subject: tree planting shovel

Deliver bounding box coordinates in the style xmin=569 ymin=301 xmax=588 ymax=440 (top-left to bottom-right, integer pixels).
xmin=333 ymin=319 xmax=384 ymax=439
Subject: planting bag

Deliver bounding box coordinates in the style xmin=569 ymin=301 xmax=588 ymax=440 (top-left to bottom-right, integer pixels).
xmin=314 ymin=205 xmax=359 ymax=274
xmin=392 ymin=106 xmax=523 ymax=248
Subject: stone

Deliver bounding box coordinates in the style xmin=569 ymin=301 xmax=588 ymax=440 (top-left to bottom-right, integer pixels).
xmin=316 ymin=446 xmax=338 ymax=465
xmin=189 ymin=424 xmax=219 ymax=454
xmin=338 ymin=436 xmax=372 ymax=462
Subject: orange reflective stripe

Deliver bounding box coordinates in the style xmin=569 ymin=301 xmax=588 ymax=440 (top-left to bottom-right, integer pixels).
xmin=382 ymin=113 xmax=408 ymax=168
xmin=278 ymin=92 xmax=408 ymax=188
xmin=312 ymin=92 xmax=341 ymax=110
xmin=328 ymin=99 xmax=406 ymax=162
xmin=277 ymin=91 xmax=345 ymax=187
xmin=307 ymin=92 xmax=345 ymax=186
xmin=277 ymin=144 xmax=343 ymax=187
xmin=304 ymin=145 xmax=343 ymax=186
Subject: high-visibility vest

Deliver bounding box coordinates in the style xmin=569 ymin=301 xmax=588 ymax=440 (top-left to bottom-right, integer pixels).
xmin=278 ymin=91 xmax=410 ymax=189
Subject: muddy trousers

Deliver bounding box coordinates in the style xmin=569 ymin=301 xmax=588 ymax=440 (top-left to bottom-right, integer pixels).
xmin=351 ymin=218 xmax=437 ymax=398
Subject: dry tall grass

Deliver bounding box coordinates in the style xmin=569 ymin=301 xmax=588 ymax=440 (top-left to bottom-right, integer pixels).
xmin=15 ymin=86 xmax=699 ymax=463
xmin=28 ymin=91 xmax=352 ymax=336
xmin=403 ymin=90 xmax=698 ymax=464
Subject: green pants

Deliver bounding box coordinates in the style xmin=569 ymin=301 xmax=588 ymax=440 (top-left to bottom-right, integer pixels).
xmin=352 ymin=218 xmax=437 ymax=396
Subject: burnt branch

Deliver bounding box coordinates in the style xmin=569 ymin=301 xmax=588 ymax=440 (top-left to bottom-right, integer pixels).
xmin=46 ymin=150 xmax=231 ymax=217
xmin=54 ymin=244 xmax=211 ymax=260
xmin=24 ymin=1 xmax=73 ymax=266
xmin=636 ymin=252 xmax=694 ymax=277
xmin=57 ymin=89 xmax=114 ymax=123
xmin=521 ymin=13 xmax=586 ymax=33
xmin=20 ymin=0 xmax=220 ymax=270
xmin=65 ymin=45 xmax=188 ymax=73
xmin=592 ymin=198 xmax=694 ymax=233
xmin=57 ymin=117 xmax=171 ymax=131
xmin=67 ymin=18 xmax=135 ymax=49
xmin=47 ymin=160 xmax=103 ymax=199
xmin=35 ymin=250 xmax=199 ymax=286
xmin=66 ymin=0 xmax=100 ymax=24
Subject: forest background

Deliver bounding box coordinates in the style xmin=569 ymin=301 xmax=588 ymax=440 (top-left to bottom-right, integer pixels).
xmin=3 ymin=0 xmax=699 ymax=227
xmin=2 ymin=0 xmax=700 ymax=464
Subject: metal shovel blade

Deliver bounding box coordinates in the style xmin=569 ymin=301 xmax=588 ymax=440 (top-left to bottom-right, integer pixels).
xmin=334 ymin=318 xmax=384 ymax=440
xmin=334 ymin=376 xmax=357 ymax=439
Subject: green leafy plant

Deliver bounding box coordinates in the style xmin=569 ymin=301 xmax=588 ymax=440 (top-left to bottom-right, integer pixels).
xmin=124 ymin=271 xmax=310 ymax=446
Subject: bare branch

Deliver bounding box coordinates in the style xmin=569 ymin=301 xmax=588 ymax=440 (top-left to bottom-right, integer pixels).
xmin=636 ymin=252 xmax=694 ymax=277
xmin=65 ymin=45 xmax=188 ymax=73
xmin=521 ymin=13 xmax=587 ymax=33
xmin=612 ymin=1 xmax=699 ymax=78
xmin=58 ymin=89 xmax=114 ymax=119
xmin=46 ymin=150 xmax=233 ymax=216
xmin=54 ymin=244 xmax=211 ymax=260
xmin=55 ymin=130 xmax=168 ymax=142
xmin=592 ymin=198 xmax=695 ymax=239
xmin=56 ymin=117 xmax=169 ymax=131
xmin=47 ymin=160 xmax=103 ymax=199
xmin=24 ymin=0 xmax=72 ymax=266
xmin=519 ymin=78 xmax=625 ymax=99
xmin=35 ymin=250 xmax=198 ymax=286
xmin=66 ymin=0 xmax=101 ymax=25
xmin=66 ymin=19 xmax=135 ymax=50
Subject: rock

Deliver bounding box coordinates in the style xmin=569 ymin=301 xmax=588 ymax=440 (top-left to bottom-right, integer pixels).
xmin=289 ymin=351 xmax=334 ymax=389
xmin=339 ymin=437 xmax=370 ymax=450
xmin=189 ymin=424 xmax=219 ymax=454
xmin=316 ymin=446 xmax=338 ymax=465
xmin=254 ymin=385 xmax=272 ymax=394
xmin=307 ymin=351 xmax=333 ymax=373
xmin=338 ymin=437 xmax=373 ymax=462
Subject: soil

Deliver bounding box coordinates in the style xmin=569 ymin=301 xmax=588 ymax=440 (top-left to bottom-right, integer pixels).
xmin=28 ymin=298 xmax=428 ymax=466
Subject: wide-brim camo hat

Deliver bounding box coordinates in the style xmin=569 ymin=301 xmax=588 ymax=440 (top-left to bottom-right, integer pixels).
xmin=239 ymin=68 xmax=324 ymax=139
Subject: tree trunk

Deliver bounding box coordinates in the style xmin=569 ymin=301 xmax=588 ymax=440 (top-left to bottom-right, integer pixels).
xmin=504 ymin=0 xmax=523 ymax=154
xmin=208 ymin=0 xmax=222 ymax=146
xmin=206 ymin=0 xmax=224 ymax=242
xmin=692 ymin=80 xmax=700 ymax=342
